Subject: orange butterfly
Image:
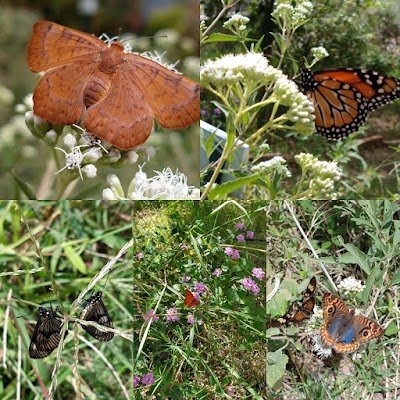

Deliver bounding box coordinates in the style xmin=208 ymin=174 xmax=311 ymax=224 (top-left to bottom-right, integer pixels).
xmin=27 ymin=21 xmax=200 ymax=150
xmin=301 ymin=68 xmax=400 ymax=139
xmin=184 ymin=289 xmax=199 ymax=308
xmin=270 ymin=277 xmax=317 ymax=327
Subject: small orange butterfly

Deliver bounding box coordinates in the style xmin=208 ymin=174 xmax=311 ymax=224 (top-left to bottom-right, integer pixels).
xmin=184 ymin=289 xmax=199 ymax=308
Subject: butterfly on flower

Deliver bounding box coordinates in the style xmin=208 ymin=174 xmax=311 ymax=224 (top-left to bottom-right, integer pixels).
xmin=270 ymin=277 xmax=317 ymax=327
xmin=320 ymin=292 xmax=384 ymax=353
xmin=29 ymin=307 xmax=62 ymax=358
xmin=184 ymin=289 xmax=199 ymax=308
xmin=27 ymin=21 xmax=200 ymax=150
xmin=79 ymin=292 xmax=114 ymax=341
xmin=301 ymin=68 xmax=400 ymax=139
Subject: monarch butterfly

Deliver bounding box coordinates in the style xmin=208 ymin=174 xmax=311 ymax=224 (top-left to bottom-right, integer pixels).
xmin=79 ymin=292 xmax=114 ymax=341
xmin=184 ymin=289 xmax=199 ymax=308
xmin=29 ymin=307 xmax=62 ymax=358
xmin=301 ymin=68 xmax=400 ymax=139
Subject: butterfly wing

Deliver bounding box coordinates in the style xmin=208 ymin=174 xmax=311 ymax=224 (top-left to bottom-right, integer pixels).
xmin=353 ymin=315 xmax=384 ymax=344
xmin=124 ymin=53 xmax=200 ymax=129
xmin=271 ymin=277 xmax=317 ymax=326
xmin=29 ymin=307 xmax=62 ymax=358
xmin=184 ymin=289 xmax=199 ymax=308
xmin=79 ymin=292 xmax=114 ymax=341
xmin=320 ymin=293 xmax=383 ymax=353
xmin=320 ymin=292 xmax=357 ymax=352
xmin=84 ymin=68 xmax=154 ymax=149
xmin=301 ymin=68 xmax=400 ymax=139
xmin=27 ymin=21 xmax=104 ymax=72
xmin=300 ymin=276 xmax=317 ymax=314
xmin=33 ymin=61 xmax=98 ymax=124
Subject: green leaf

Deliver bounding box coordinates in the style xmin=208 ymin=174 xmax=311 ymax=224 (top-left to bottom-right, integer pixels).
xmin=389 ymin=269 xmax=400 ymax=287
xmin=252 ymin=35 xmax=265 ymax=52
xmin=208 ymin=174 xmax=260 ymax=199
xmin=267 ymin=289 xmax=291 ymax=318
xmin=64 ymin=245 xmax=87 ymax=274
xmin=337 ymin=244 xmax=370 ymax=274
xmin=205 ymin=33 xmax=243 ymax=42
xmin=203 ymin=129 xmax=216 ymax=158
xmin=383 ymin=321 xmax=398 ymax=336
xmin=266 ymin=349 xmax=288 ymax=390
xmin=392 ymin=220 xmax=400 ymax=249
xmin=10 ymin=170 xmax=37 ymax=200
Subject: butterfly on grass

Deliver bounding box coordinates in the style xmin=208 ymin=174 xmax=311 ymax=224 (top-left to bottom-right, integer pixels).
xmin=79 ymin=291 xmax=114 ymax=341
xmin=270 ymin=277 xmax=317 ymax=327
xmin=29 ymin=307 xmax=62 ymax=358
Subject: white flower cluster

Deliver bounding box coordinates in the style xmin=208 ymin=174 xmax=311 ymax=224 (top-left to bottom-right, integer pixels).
xmin=201 ymin=52 xmax=272 ymax=86
xmin=223 ymin=14 xmax=250 ymax=31
xmin=274 ymin=75 xmax=315 ymax=132
xmin=103 ymin=168 xmax=199 ymax=200
xmin=295 ymin=153 xmax=343 ymax=199
xmin=53 ymin=130 xmax=154 ymax=180
xmin=311 ymin=46 xmax=329 ymax=61
xmin=251 ymin=156 xmax=292 ymax=178
xmin=337 ymin=277 xmax=366 ymax=296
xmin=272 ymin=0 xmax=313 ymax=26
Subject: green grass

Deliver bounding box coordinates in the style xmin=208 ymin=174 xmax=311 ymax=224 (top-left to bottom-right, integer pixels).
xmin=2 ymin=200 xmax=398 ymax=399
xmin=0 ymin=201 xmax=133 ymax=399
xmin=266 ymin=200 xmax=399 ymax=399
xmin=131 ymin=201 xmax=267 ymax=398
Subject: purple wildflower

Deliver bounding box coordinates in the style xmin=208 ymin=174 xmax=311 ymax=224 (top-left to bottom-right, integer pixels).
xmin=133 ymin=375 xmax=141 ymax=387
xmin=187 ymin=313 xmax=195 ymax=324
xmin=213 ymin=268 xmax=222 ymax=277
xmin=224 ymin=247 xmax=240 ymax=260
xmin=235 ymin=223 xmax=246 ymax=230
xmin=143 ymin=310 xmax=159 ymax=323
xmin=252 ymin=268 xmax=265 ymax=280
xmin=237 ymin=234 xmax=245 ymax=242
xmin=142 ymin=373 xmax=155 ymax=385
xmin=213 ymin=108 xmax=222 ymax=115
xmin=166 ymin=307 xmax=180 ymax=322
xmin=194 ymin=282 xmax=206 ymax=293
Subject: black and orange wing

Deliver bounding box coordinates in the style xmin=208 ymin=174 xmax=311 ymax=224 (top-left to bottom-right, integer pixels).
xmin=301 ymin=68 xmax=400 ymax=139
xmin=270 ymin=277 xmax=317 ymax=327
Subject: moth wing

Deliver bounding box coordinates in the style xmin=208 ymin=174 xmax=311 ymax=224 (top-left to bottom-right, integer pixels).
xmin=29 ymin=309 xmax=62 ymax=358
xmin=28 ymin=21 xmax=104 ymax=72
xmin=84 ymin=69 xmax=154 ymax=149
xmin=79 ymin=293 xmax=114 ymax=341
xmin=124 ymin=54 xmax=200 ymax=129
xmin=33 ymin=61 xmax=98 ymax=124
